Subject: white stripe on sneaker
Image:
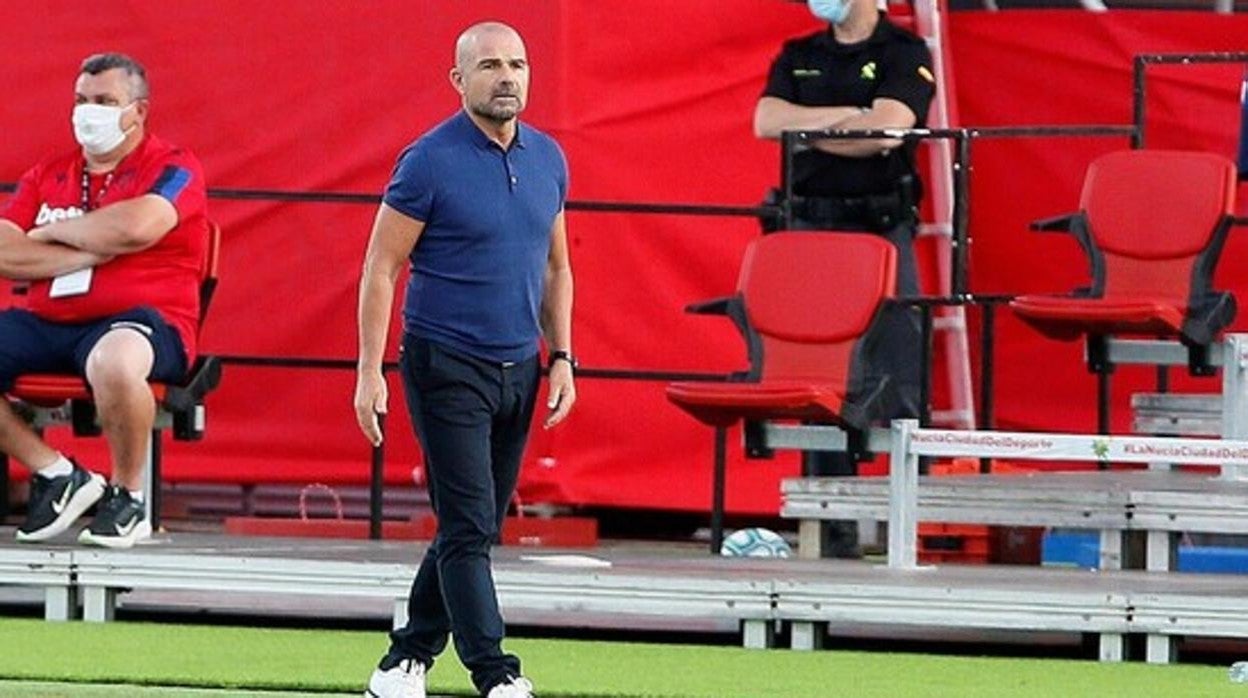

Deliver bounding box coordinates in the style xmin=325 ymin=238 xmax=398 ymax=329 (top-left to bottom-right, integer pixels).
xmin=14 ymin=473 xmax=105 ymax=543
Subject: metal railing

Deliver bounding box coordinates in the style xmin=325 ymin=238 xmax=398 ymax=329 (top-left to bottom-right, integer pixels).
xmin=1 ymin=52 xmax=1244 ymax=545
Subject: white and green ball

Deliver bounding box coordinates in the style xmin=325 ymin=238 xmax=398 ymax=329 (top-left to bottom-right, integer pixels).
xmin=720 ymin=527 xmax=792 ymax=558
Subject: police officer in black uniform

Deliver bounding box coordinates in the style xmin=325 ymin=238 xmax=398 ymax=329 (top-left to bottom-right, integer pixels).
xmin=755 ymin=0 xmax=936 ymax=557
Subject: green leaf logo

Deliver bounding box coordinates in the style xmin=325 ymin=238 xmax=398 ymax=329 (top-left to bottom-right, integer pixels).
xmin=1092 ymin=439 xmax=1110 ymax=462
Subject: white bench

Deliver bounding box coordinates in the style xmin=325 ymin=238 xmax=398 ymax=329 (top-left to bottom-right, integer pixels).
xmin=0 ymin=546 xmax=75 ymax=620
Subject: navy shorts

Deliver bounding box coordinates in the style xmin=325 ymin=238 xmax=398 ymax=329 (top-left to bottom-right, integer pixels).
xmin=0 ymin=306 xmax=188 ymax=392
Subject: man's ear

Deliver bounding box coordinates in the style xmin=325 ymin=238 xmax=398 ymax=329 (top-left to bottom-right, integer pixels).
xmin=131 ymin=99 xmax=151 ymax=127
xmin=449 ymin=68 xmax=465 ymax=95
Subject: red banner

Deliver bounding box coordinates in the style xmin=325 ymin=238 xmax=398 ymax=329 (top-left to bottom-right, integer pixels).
xmin=3 ymin=4 xmax=1247 ymax=515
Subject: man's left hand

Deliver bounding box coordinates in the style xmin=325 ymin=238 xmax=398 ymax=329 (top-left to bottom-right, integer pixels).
xmin=544 ymin=361 xmax=576 ymax=429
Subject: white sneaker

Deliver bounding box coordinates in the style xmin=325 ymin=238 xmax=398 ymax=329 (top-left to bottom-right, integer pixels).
xmin=365 ymin=658 xmax=426 ymax=698
xmin=486 ymin=676 xmax=534 ymax=698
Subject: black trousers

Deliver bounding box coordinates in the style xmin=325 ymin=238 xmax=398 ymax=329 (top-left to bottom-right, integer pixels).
xmin=788 ymin=215 xmax=924 ymax=556
xmin=386 ymin=336 xmax=540 ymax=693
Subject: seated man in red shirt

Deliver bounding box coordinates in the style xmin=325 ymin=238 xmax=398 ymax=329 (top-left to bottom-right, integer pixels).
xmin=0 ymin=53 xmax=208 ymax=548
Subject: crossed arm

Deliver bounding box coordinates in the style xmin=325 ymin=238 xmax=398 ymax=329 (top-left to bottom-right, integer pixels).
xmin=753 ymin=96 xmax=918 ymax=157
xmin=0 ymin=194 xmax=178 ymax=281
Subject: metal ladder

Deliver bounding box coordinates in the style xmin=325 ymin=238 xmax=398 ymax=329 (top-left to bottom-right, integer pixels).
xmin=892 ymin=0 xmax=976 ymax=429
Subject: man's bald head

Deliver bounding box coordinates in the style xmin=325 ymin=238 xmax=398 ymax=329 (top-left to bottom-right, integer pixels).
xmin=455 ymin=22 xmax=525 ymax=72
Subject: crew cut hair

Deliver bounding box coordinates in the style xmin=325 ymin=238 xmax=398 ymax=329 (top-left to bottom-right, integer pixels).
xmin=80 ymin=52 xmax=150 ymax=100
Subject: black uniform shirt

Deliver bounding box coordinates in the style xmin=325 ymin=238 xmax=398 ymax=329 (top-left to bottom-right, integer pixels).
xmin=762 ymin=14 xmax=935 ymax=198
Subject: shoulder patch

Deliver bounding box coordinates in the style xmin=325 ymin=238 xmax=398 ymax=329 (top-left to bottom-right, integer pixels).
xmin=917 ymin=65 xmax=935 ymax=83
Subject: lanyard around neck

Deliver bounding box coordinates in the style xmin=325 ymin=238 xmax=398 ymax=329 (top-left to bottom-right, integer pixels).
xmin=80 ymin=165 xmax=116 ymax=212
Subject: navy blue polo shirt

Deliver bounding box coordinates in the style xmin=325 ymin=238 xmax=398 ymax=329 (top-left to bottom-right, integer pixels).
xmin=384 ymin=111 xmax=568 ymax=363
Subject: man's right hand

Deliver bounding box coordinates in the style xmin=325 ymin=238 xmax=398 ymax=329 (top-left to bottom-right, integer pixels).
xmin=353 ymin=369 xmax=388 ymax=447
xmin=0 ymin=220 xmax=111 ymax=281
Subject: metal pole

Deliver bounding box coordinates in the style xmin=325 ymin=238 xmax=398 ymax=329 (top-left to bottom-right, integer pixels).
xmin=1097 ymin=372 xmax=1112 ymax=444
xmin=919 ymin=305 xmax=933 ymax=429
xmin=369 ymin=414 xmax=385 ymax=540
xmin=951 ymin=131 xmax=972 ymax=295
xmin=150 ymin=429 xmax=162 ymax=531
xmin=979 ymin=304 xmax=996 ymax=474
xmin=1221 ymin=335 xmax=1248 ymax=481
xmin=710 ymin=426 xmax=728 ymax=554
xmin=780 ymin=132 xmax=796 ymax=229
xmin=887 ymin=419 xmax=919 ymax=569
xmin=918 ymin=304 xmax=933 ymax=477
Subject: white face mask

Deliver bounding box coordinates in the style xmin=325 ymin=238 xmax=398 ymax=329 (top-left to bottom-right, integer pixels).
xmin=72 ymin=103 xmax=136 ymax=155
xmin=809 ymin=0 xmax=852 ymax=25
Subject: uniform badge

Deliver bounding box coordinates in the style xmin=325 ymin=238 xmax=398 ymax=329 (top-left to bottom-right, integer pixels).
xmin=860 ymin=61 xmax=877 ymax=81
xmin=918 ymin=65 xmax=936 ymax=83
xmin=792 ymin=68 xmax=822 ymax=78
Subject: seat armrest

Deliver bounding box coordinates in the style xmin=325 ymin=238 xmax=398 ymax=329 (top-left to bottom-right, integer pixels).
xmin=684 ymin=296 xmax=736 ymax=316
xmin=163 ymin=356 xmax=223 ymax=412
xmin=1029 ymin=213 xmax=1077 ymax=233
xmin=164 ymin=356 xmax=222 ymax=441
xmin=683 ymin=294 xmax=759 ymax=379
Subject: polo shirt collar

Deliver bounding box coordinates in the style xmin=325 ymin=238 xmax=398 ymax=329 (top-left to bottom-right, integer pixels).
xmin=455 ymin=110 xmax=528 ymax=152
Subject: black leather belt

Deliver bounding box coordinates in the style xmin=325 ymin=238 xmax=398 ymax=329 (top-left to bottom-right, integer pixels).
xmin=794 ymin=191 xmax=904 ymax=224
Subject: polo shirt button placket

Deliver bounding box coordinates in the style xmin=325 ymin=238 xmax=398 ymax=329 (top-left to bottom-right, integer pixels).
xmin=503 ymin=153 xmax=517 ymax=192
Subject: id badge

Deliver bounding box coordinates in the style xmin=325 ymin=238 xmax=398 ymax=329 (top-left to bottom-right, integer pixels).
xmin=49 ymin=267 xmax=93 ymax=297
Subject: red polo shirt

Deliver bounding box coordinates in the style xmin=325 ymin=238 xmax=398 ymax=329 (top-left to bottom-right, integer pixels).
xmin=0 ymin=134 xmax=209 ymax=362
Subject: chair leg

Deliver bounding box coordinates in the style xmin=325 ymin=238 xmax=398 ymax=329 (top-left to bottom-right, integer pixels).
xmin=143 ymin=429 xmax=161 ymax=530
xmin=1097 ymin=372 xmax=1111 ymax=444
xmin=1087 ymin=335 xmax=1112 ymax=443
xmin=710 ymin=426 xmax=727 ymax=555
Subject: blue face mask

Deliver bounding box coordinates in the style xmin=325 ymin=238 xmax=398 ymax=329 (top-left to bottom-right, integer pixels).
xmin=808 ymin=0 xmax=851 ymax=25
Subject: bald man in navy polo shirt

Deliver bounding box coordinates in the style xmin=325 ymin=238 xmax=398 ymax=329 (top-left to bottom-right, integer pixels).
xmin=354 ymin=21 xmax=574 ymax=698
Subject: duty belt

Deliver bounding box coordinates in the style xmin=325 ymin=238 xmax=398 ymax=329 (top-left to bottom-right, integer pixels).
xmin=792 ymin=191 xmax=906 ymax=227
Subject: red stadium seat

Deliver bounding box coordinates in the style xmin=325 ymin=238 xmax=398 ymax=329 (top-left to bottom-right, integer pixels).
xmin=667 ymin=232 xmax=898 ymax=432
xmin=3 ymin=221 xmax=224 ymax=525
xmin=667 ymin=232 xmax=900 ymax=551
xmin=1011 ymin=150 xmax=1238 ymax=350
xmin=1010 ymin=150 xmax=1238 ymax=435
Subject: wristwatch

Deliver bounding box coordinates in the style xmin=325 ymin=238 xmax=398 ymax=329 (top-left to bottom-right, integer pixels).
xmin=548 ymin=350 xmax=578 ymax=372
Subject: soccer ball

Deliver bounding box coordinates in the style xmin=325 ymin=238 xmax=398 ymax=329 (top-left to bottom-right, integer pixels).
xmin=720 ymin=527 xmax=792 ymax=558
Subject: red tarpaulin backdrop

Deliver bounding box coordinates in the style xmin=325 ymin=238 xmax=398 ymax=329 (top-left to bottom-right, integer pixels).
xmin=1 ymin=4 xmax=1246 ymax=515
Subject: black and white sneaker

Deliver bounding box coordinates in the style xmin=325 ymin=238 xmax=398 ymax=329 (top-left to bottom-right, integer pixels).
xmin=78 ymin=486 xmax=151 ymax=549
xmin=15 ymin=460 xmax=106 ymax=543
